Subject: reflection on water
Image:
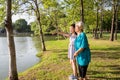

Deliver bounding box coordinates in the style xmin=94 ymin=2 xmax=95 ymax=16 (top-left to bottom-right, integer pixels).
xmin=0 ymin=37 xmax=40 ymax=80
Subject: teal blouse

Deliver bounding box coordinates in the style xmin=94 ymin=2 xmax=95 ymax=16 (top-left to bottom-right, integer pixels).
xmin=74 ymin=32 xmax=91 ymax=66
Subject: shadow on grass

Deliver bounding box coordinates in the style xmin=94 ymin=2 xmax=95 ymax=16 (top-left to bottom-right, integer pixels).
xmin=88 ymin=51 xmax=120 ymax=79
xmin=88 ymin=70 xmax=120 ymax=80
xmin=91 ymin=46 xmax=120 ymax=51
xmin=92 ymin=51 xmax=120 ymax=59
xmin=105 ymin=77 xmax=120 ymax=80
xmin=107 ymin=46 xmax=120 ymax=51
xmin=51 ymin=47 xmax=120 ymax=79
xmin=52 ymin=49 xmax=68 ymax=53
xmin=52 ymin=49 xmax=68 ymax=60
xmin=97 ymin=65 xmax=120 ymax=71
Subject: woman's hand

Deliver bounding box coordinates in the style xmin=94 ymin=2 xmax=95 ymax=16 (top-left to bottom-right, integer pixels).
xmin=74 ymin=52 xmax=78 ymax=58
xmin=74 ymin=48 xmax=84 ymax=58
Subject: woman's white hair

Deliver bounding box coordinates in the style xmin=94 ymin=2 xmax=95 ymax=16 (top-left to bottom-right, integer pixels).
xmin=75 ymin=21 xmax=84 ymax=29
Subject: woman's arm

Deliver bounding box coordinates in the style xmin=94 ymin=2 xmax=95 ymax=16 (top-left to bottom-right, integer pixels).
xmin=74 ymin=48 xmax=84 ymax=57
xmin=57 ymin=32 xmax=70 ymax=37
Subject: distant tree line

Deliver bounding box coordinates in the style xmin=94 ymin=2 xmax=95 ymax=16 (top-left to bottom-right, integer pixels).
xmin=0 ymin=19 xmax=31 ymax=33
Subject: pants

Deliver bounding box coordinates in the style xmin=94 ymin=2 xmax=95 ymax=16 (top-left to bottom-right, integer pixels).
xmin=78 ymin=65 xmax=88 ymax=78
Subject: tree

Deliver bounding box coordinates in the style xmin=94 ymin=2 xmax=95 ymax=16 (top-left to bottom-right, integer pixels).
xmin=42 ymin=0 xmax=68 ymax=39
xmin=80 ymin=0 xmax=84 ymax=22
xmin=110 ymin=0 xmax=117 ymax=41
xmin=114 ymin=0 xmax=119 ymax=40
xmin=30 ymin=22 xmax=39 ymax=35
xmin=9 ymin=0 xmax=119 ymax=42
xmin=0 ymin=0 xmax=5 ymax=23
xmin=17 ymin=0 xmax=46 ymax=51
xmin=4 ymin=0 xmax=18 ymax=80
xmin=14 ymin=19 xmax=31 ymax=32
xmin=100 ymin=0 xmax=103 ymax=38
xmin=0 ymin=22 xmax=5 ymax=29
xmin=34 ymin=0 xmax=46 ymax=51
xmin=94 ymin=0 xmax=99 ymax=39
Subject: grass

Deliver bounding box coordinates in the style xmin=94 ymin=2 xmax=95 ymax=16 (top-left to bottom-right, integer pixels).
xmin=19 ymin=33 xmax=120 ymax=80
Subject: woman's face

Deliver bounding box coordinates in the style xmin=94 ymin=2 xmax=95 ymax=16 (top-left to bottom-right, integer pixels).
xmin=75 ymin=25 xmax=80 ymax=33
xmin=70 ymin=26 xmax=75 ymax=33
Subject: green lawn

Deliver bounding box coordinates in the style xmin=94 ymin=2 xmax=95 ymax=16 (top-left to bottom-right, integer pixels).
xmin=19 ymin=34 xmax=120 ymax=80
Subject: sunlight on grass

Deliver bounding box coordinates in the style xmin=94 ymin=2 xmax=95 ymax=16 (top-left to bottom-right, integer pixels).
xmin=19 ymin=33 xmax=120 ymax=80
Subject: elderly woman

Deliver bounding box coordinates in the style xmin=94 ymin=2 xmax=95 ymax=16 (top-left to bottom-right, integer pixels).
xmin=74 ymin=21 xmax=91 ymax=80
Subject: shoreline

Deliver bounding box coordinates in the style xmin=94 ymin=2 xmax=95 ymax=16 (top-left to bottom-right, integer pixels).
xmin=18 ymin=39 xmax=71 ymax=80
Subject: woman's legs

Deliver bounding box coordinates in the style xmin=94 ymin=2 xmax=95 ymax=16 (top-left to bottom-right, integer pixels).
xmin=70 ymin=59 xmax=77 ymax=77
xmin=78 ymin=65 xmax=88 ymax=80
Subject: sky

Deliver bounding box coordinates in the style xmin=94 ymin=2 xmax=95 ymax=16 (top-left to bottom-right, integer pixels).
xmin=12 ymin=13 xmax=36 ymax=24
xmin=11 ymin=0 xmax=64 ymax=24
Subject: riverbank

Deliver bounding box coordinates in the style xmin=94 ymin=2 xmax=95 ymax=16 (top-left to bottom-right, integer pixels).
xmin=19 ymin=35 xmax=120 ymax=80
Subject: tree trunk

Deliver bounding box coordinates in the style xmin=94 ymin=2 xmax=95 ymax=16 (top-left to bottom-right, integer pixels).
xmin=5 ymin=0 xmax=18 ymax=80
xmin=100 ymin=0 xmax=103 ymax=38
xmin=37 ymin=17 xmax=46 ymax=51
xmin=35 ymin=0 xmax=46 ymax=51
xmin=55 ymin=12 xmax=59 ymax=40
xmin=93 ymin=28 xmax=95 ymax=37
xmin=94 ymin=6 xmax=99 ymax=39
xmin=110 ymin=0 xmax=115 ymax=41
xmin=114 ymin=2 xmax=118 ymax=40
xmin=80 ymin=0 xmax=84 ymax=22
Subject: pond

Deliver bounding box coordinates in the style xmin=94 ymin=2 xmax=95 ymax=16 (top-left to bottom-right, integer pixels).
xmin=0 ymin=37 xmax=40 ymax=80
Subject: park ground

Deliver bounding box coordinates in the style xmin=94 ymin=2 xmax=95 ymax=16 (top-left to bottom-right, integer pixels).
xmin=19 ymin=33 xmax=120 ymax=80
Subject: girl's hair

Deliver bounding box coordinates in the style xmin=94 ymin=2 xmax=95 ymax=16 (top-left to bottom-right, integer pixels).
xmin=71 ymin=23 xmax=75 ymax=28
xmin=75 ymin=21 xmax=84 ymax=32
xmin=71 ymin=23 xmax=77 ymax=35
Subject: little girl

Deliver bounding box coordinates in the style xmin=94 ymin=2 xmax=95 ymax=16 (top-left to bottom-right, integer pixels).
xmin=56 ymin=24 xmax=77 ymax=79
